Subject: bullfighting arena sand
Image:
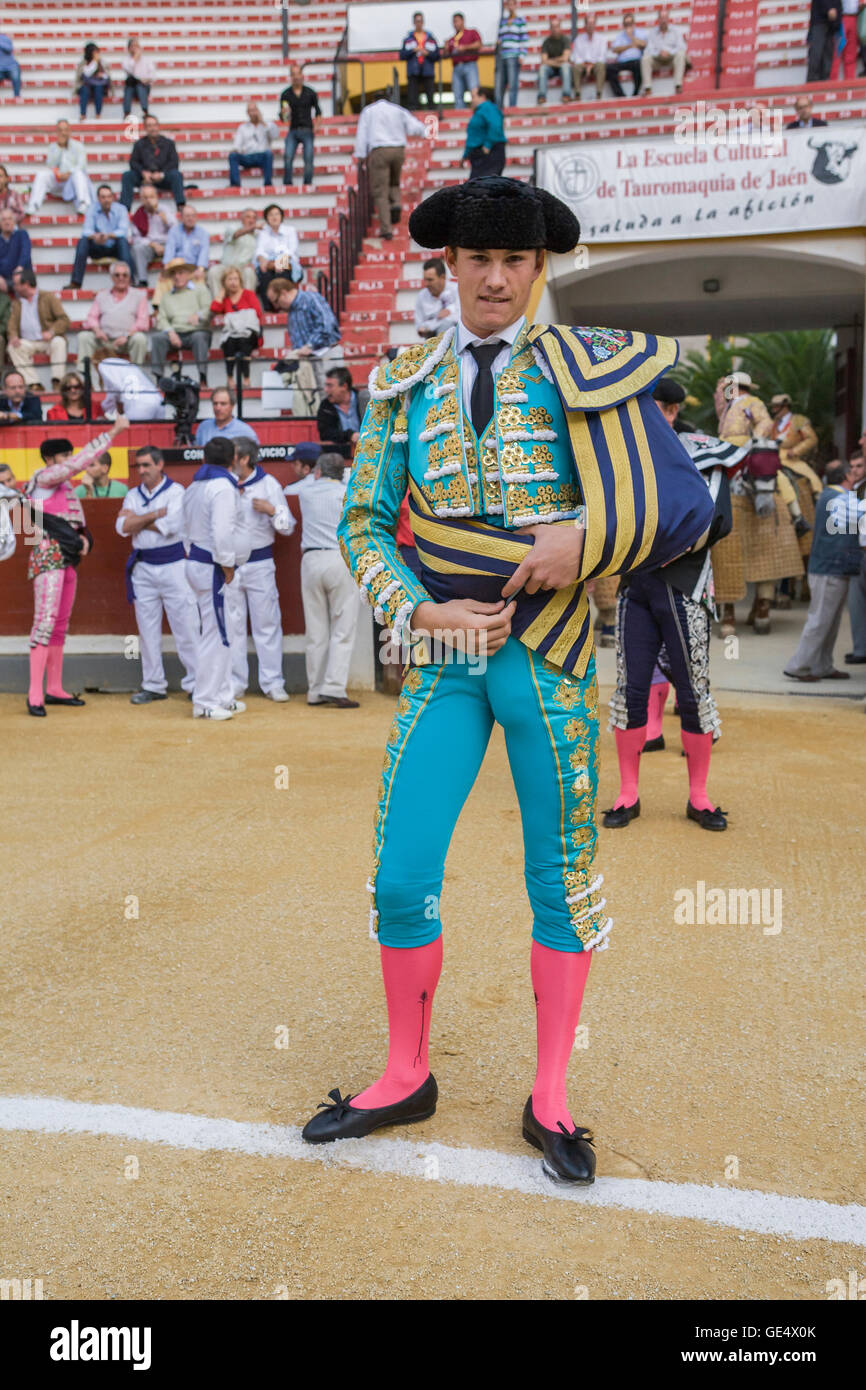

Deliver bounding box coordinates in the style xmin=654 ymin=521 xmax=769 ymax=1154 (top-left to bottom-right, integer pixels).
xmin=1 ymin=681 xmax=864 ymax=1301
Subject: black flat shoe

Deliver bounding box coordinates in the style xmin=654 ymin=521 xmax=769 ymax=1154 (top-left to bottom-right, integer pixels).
xmin=44 ymin=693 xmax=85 ymax=706
xmin=521 ymin=1097 xmax=596 ymax=1185
xmin=602 ymin=799 xmax=640 ymax=828
xmin=301 ymin=1073 xmax=438 ymax=1144
xmin=27 ymin=701 xmax=46 ymax=717
xmin=687 ymin=801 xmax=727 ymax=831
xmin=642 ymin=735 xmax=665 ymax=752
xmin=844 ymin=653 xmax=866 ymax=665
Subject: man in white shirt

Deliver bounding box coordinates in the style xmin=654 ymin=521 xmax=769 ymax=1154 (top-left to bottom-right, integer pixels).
xmin=640 ymin=11 xmax=688 ymax=95
xmin=283 ymin=440 xmax=320 ymax=494
xmin=225 ymin=437 xmax=294 ymax=702
xmin=183 ymin=435 xmax=249 ymax=719
xmin=606 ymin=11 xmax=648 ymax=97
xmin=298 ymin=452 xmax=360 ymax=707
xmin=26 ymin=120 xmax=93 ymax=216
xmin=414 ymin=257 xmax=459 ymax=339
xmin=571 ymin=17 xmax=610 ymax=100
xmin=96 ymin=354 xmax=165 ymax=422
xmin=129 ymin=184 xmax=176 ymax=287
xmin=117 ymin=444 xmax=198 ymax=703
xmin=353 ymin=95 xmax=426 ymax=239
xmin=229 ymin=102 xmax=280 ymax=188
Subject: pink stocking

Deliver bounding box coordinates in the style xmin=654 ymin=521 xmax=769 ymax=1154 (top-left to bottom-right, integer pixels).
xmin=681 ymin=729 xmax=715 ymax=812
xmin=531 ymin=940 xmax=592 ymax=1132
xmin=45 ymin=644 xmax=73 ymax=699
xmin=350 ymin=936 xmax=443 ymax=1109
xmin=646 ymin=680 xmax=669 ymax=741
xmin=28 ymin=645 xmax=49 ymax=706
xmin=613 ymin=725 xmax=646 ymax=809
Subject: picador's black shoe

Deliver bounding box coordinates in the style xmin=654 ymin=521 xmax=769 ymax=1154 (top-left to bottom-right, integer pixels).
xmin=44 ymin=693 xmax=85 ymax=706
xmin=602 ymin=798 xmax=640 ymax=829
xmin=687 ymin=801 xmax=727 ymax=831
xmin=642 ymin=735 xmax=665 ymax=752
xmin=522 ymin=1097 xmax=596 ymax=1185
xmin=301 ymin=1073 xmax=438 ymax=1144
xmin=27 ymin=701 xmax=46 ymax=717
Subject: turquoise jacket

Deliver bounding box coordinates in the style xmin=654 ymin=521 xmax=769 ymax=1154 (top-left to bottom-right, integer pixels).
xmin=463 ymin=100 xmax=506 ymax=156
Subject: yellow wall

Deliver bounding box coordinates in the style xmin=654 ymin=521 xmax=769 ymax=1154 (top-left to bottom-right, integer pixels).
xmin=1 ymin=446 xmax=129 ymax=483
xmin=341 ymin=55 xmax=495 ymax=112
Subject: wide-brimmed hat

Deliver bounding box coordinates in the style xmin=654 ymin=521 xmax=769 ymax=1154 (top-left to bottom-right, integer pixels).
xmin=164 ymin=257 xmax=197 ymax=275
xmin=725 ymin=371 xmax=754 ymax=390
xmin=770 ymin=392 xmax=792 ymax=408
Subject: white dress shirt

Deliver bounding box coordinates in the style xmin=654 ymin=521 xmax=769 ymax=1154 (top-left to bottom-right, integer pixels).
xmin=116 ymin=476 xmax=186 ymax=549
xmin=97 ymin=359 xmax=165 ymax=422
xmin=19 ymin=296 xmax=42 ymax=341
xmin=646 ymin=25 xmax=686 ymax=57
xmin=183 ymin=473 xmax=248 ymax=568
xmin=254 ymin=223 xmax=299 ymax=266
xmin=571 ymin=32 xmax=610 ymax=65
xmin=414 ymin=282 xmax=459 ymax=335
xmin=453 ymin=314 xmax=526 ymax=420
xmin=233 ymin=120 xmax=280 ymax=155
xmin=353 ymin=99 xmax=426 ymax=159
xmin=283 ymin=473 xmax=314 ymax=496
xmin=235 ymin=469 xmax=295 ymax=552
xmin=297 ymin=475 xmax=347 ymax=551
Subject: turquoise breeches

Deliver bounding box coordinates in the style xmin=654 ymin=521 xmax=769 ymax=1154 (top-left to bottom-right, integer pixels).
xmin=368 ymin=636 xmax=612 ymax=954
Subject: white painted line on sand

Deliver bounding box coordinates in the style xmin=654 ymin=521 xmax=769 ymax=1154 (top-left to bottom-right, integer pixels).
xmin=2 ymin=1093 xmax=864 ymax=1247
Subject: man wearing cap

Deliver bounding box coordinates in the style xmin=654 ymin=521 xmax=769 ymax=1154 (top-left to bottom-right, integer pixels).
xmin=283 ymin=440 xmax=321 ymax=494
xmin=300 ymin=176 xmax=713 ymax=1182
xmin=151 ymin=259 xmax=211 ymax=385
xmin=713 ymin=371 xmax=803 ymax=635
xmin=605 ymin=377 xmax=736 ymax=832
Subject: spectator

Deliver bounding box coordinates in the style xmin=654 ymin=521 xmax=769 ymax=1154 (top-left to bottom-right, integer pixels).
xmin=47 ymin=371 xmax=88 ymax=422
xmin=163 ymin=203 xmax=210 ymax=282
xmin=462 ymin=88 xmax=507 ymax=179
xmin=445 ymin=13 xmax=483 ymax=108
xmin=414 ymin=256 xmax=459 ymax=338
xmin=0 ymin=30 xmax=21 ymax=99
xmin=74 ymin=449 xmax=128 ymax=499
xmin=210 ymin=266 xmax=263 ymax=383
xmin=121 ymin=113 xmax=186 ymax=210
xmin=121 ymin=37 xmax=154 ymax=116
xmin=129 ymin=183 xmax=176 ymax=286
xmin=230 ymin=102 xmax=279 ymax=188
xmin=495 ymin=1 xmax=529 ymax=108
xmin=151 ymin=258 xmax=211 ymax=384
xmin=254 ymin=203 xmax=301 ymax=309
xmin=641 ymin=10 xmax=689 ymax=95
xmin=73 ymin=42 xmax=112 ymax=120
xmin=279 ymin=65 xmax=322 ymax=187
xmin=94 ymin=348 xmax=164 ymax=421
xmin=571 ymin=16 xmax=609 ymax=101
xmin=353 ymin=94 xmax=426 ymax=238
xmin=606 ymin=11 xmax=648 ymax=97
xmin=298 ymin=452 xmax=360 ymax=708
xmin=195 ymin=384 xmax=260 ymax=445
xmin=26 ymin=120 xmax=92 ymax=218
xmin=538 ymin=17 xmax=573 ymax=104
xmin=845 ymin=453 xmax=866 ymax=663
xmin=317 ymin=366 xmax=370 ymax=458
xmin=401 ymin=11 xmax=441 ymax=110
xmin=0 ymin=462 xmax=17 ymax=487
xmin=784 ymin=459 xmax=862 ymax=680
xmin=830 ymin=0 xmax=862 ymax=78
xmin=208 ymin=207 xmax=260 ymax=298
xmin=0 ymin=367 xmax=43 ymax=423
xmin=0 ymin=166 xmax=25 ymax=225
xmin=0 ymin=206 xmax=31 ymax=291
xmin=7 ymin=268 xmax=70 ymax=390
xmin=76 ymin=262 xmax=150 ymax=367
xmin=283 ymin=440 xmax=320 ymax=493
xmin=68 ymin=184 xmax=134 ymax=290
xmin=807 ymin=0 xmax=841 ymax=81
xmin=786 ymin=94 xmax=829 ymax=128
xmin=0 ymin=281 xmax=9 ymax=367
xmin=267 ymin=277 xmax=342 ymax=402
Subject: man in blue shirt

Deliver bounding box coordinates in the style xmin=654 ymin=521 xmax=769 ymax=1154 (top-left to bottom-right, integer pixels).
xmin=267 ymin=276 xmax=342 ymax=405
xmin=785 ymin=459 xmax=863 ymax=681
xmin=399 ymin=11 xmax=440 ymax=111
xmin=0 ymin=207 xmax=31 ymax=291
xmin=0 ymin=32 xmax=22 ymax=99
xmin=68 ymin=184 xmax=135 ymax=289
xmin=606 ymin=11 xmax=648 ymax=97
xmin=195 ymin=385 xmax=260 ymax=445
xmin=163 ymin=205 xmax=211 ymax=283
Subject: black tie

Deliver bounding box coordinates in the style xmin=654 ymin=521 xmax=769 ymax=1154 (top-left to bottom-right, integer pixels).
xmin=468 ymin=341 xmax=503 ymax=438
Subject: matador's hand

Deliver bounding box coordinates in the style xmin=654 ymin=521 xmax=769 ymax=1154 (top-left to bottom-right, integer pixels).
xmin=502 ymin=522 xmax=585 ymax=597
xmin=412 ymin=597 xmax=515 ymax=655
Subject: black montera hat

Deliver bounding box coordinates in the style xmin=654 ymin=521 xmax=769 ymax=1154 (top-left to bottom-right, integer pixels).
xmin=408 ymin=177 xmax=580 ymax=253
xmin=39 ymin=438 xmax=74 ymax=460
xmin=653 ymin=377 xmax=686 ymax=405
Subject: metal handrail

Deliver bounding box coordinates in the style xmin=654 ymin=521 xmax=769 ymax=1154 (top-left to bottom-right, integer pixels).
xmin=715 ymin=0 xmax=727 ymax=89
xmin=280 ymin=0 xmax=289 ymax=63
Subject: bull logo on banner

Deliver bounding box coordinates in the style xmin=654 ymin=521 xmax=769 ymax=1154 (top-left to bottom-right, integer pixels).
xmin=807 ymin=137 xmax=859 ymax=185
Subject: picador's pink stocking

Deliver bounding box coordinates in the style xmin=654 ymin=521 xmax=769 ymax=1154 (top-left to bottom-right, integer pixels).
xmin=681 ymin=729 xmax=716 ymax=812
xmin=530 ymin=940 xmax=592 ymax=1132
xmin=350 ymin=937 xmax=443 ymax=1109
xmin=613 ymin=725 xmax=646 ymax=809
